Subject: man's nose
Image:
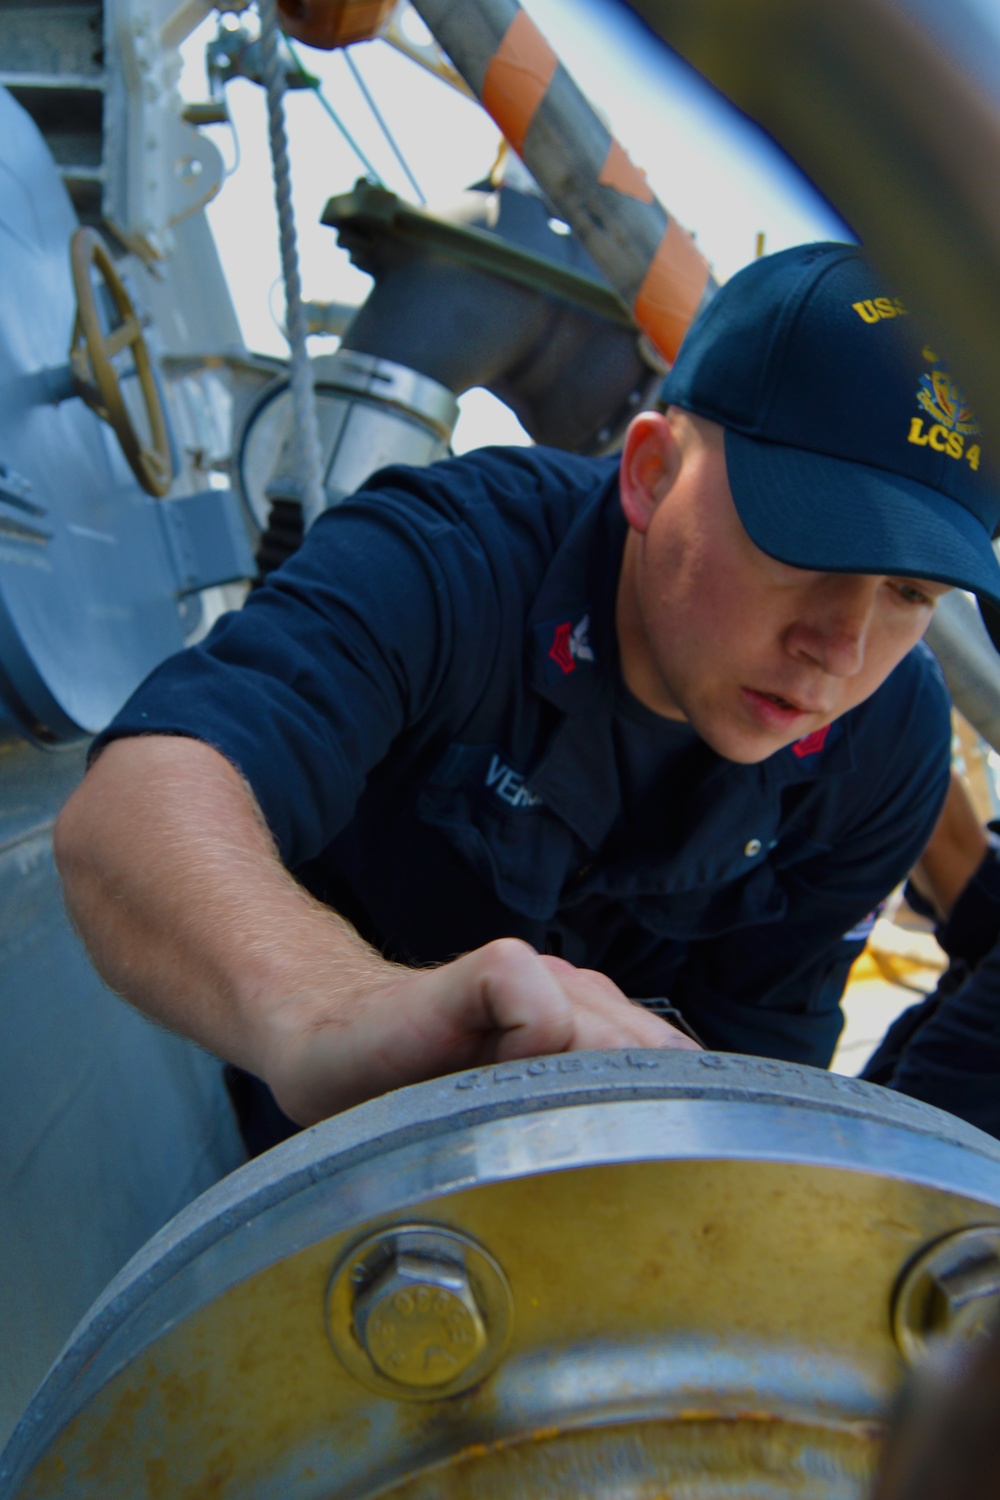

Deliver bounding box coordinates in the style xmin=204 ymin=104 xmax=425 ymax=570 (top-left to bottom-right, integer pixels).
xmin=786 ymin=576 xmax=877 ymax=677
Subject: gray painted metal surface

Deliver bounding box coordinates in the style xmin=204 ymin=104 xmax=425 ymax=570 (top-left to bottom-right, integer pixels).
xmin=158 ymin=487 xmax=255 ymax=595
xmin=0 ymin=86 xmax=180 ymax=741
xmin=0 ymin=739 xmax=244 ymax=1453
xmin=0 ymin=85 xmax=250 ymax=743
xmin=0 ymin=80 xmax=246 ymax=1448
xmin=926 ymin=590 xmax=1000 ymax=754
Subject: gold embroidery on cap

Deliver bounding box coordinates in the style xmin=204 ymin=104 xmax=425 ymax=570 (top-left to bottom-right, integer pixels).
xmin=906 ymin=352 xmax=982 ymax=471
xmin=852 ymin=296 xmax=908 ymax=323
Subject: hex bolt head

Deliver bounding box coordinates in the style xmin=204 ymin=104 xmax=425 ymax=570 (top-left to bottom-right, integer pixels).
xmin=326 ymin=1224 xmax=513 ymax=1400
xmin=353 ymin=1251 xmax=489 ymax=1388
xmin=927 ymin=1254 xmax=1000 ymax=1337
xmin=893 ymin=1226 xmax=1000 ymax=1364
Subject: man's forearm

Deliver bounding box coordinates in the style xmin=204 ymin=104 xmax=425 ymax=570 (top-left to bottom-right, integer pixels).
xmin=53 ymin=735 xmax=394 ymax=1079
xmin=55 ymin=734 xmax=696 ymax=1125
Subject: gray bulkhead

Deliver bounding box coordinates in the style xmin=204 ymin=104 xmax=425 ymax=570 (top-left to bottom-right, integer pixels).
xmin=0 ymin=80 xmax=248 ymax=1445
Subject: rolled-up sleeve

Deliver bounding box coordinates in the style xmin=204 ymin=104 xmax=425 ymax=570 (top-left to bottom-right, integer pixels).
xmin=94 ymin=481 xmax=494 ymax=867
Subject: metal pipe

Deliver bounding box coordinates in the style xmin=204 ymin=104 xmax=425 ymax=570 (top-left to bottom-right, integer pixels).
xmin=408 ymin=0 xmax=717 ymax=364
xmin=926 ymin=592 xmax=1000 ymax=754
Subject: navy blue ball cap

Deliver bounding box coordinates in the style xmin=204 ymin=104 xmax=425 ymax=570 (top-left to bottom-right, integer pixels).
xmin=662 ymin=241 xmax=1000 ymax=638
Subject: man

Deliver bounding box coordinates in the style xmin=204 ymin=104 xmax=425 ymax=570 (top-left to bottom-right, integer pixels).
xmin=54 ymin=242 xmax=1000 ymax=1135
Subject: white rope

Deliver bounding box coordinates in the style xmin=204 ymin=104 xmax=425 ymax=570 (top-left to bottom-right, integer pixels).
xmin=256 ymin=0 xmax=327 ymax=529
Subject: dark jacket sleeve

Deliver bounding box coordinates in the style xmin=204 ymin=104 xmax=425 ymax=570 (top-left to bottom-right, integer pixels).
xmin=91 ymin=447 xmax=581 ymax=869
xmin=862 ymin=838 xmax=1000 ymax=1137
xmin=93 ymin=480 xmax=495 ymax=867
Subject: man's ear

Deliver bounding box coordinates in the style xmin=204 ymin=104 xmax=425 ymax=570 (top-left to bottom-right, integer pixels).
xmin=619 ymin=410 xmax=681 ymax=535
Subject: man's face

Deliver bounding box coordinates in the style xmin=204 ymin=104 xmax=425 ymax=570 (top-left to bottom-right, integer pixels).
xmin=616 ymin=411 xmax=950 ymax=764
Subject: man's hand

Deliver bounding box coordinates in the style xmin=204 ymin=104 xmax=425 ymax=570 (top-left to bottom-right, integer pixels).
xmin=265 ymin=939 xmax=698 ymax=1124
xmin=56 ymin=735 xmax=697 ymax=1132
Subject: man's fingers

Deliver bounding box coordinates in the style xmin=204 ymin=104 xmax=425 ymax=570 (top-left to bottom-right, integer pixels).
xmin=537 ymin=954 xmax=701 ymax=1050
xmin=430 ymin=938 xmax=577 ymax=1058
xmin=615 ymin=1010 xmax=702 ymax=1050
xmin=562 ymin=992 xmax=701 ymax=1052
xmin=446 ymin=942 xmax=700 ymax=1054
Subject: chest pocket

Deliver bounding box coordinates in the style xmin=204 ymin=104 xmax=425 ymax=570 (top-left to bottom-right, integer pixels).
xmin=417 ymin=743 xmax=579 ymax=921
xmin=569 ymin=772 xmax=788 ymax=940
xmin=615 ymin=866 xmax=787 ymax=939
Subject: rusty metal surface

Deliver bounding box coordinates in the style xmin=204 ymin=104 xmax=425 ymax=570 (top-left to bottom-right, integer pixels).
xmin=375 ymin=1416 xmax=881 ymax=1498
xmin=4 ymin=1054 xmax=1000 ymax=1497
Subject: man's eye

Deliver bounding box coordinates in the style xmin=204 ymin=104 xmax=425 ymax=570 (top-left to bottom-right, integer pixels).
xmin=894 ymin=581 xmax=934 ymax=606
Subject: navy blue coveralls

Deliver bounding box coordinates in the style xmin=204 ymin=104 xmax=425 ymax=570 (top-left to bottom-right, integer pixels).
xmin=99 ymin=444 xmax=951 ymax=1071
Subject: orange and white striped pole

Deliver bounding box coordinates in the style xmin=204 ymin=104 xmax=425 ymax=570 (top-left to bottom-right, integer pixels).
xmin=409 ymin=0 xmax=717 ymax=363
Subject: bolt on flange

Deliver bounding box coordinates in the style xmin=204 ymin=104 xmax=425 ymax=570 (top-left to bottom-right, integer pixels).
xmin=354 ymin=1248 xmax=489 ymax=1386
xmin=326 ymin=1224 xmax=512 ymax=1399
xmin=892 ymin=1225 xmax=1000 ymax=1365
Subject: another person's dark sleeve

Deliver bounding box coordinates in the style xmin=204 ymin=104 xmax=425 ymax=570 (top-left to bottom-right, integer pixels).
xmin=870 ymin=938 xmax=1000 ymax=1137
xmin=863 ymin=836 xmax=1000 ymax=1137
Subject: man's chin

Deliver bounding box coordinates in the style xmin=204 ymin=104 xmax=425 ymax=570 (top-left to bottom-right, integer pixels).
xmin=691 ymin=714 xmax=803 ymax=765
xmin=714 ymin=739 xmax=786 ymax=766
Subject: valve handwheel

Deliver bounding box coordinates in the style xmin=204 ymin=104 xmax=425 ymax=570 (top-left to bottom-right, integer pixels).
xmin=69 ymin=226 xmax=172 ymax=497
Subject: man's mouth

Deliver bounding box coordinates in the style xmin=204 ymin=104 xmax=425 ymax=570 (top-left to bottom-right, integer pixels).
xmin=754 ymin=688 xmax=831 ymax=715
xmin=741 ymin=687 xmax=825 ymax=727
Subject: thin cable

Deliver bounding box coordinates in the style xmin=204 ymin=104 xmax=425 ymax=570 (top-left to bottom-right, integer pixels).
xmin=256 ymin=0 xmax=326 ymax=529
xmin=286 ymin=38 xmax=388 ymax=187
xmin=344 ymin=47 xmax=426 ymax=204
xmin=267 ymin=274 xmax=287 ymax=338
xmin=220 ymin=109 xmax=242 ymax=179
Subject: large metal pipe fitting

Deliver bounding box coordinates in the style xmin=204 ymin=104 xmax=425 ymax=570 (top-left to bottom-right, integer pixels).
xmin=233 ymin=347 xmax=459 ymax=534
xmin=4 ymin=1052 xmax=1000 ymax=1498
